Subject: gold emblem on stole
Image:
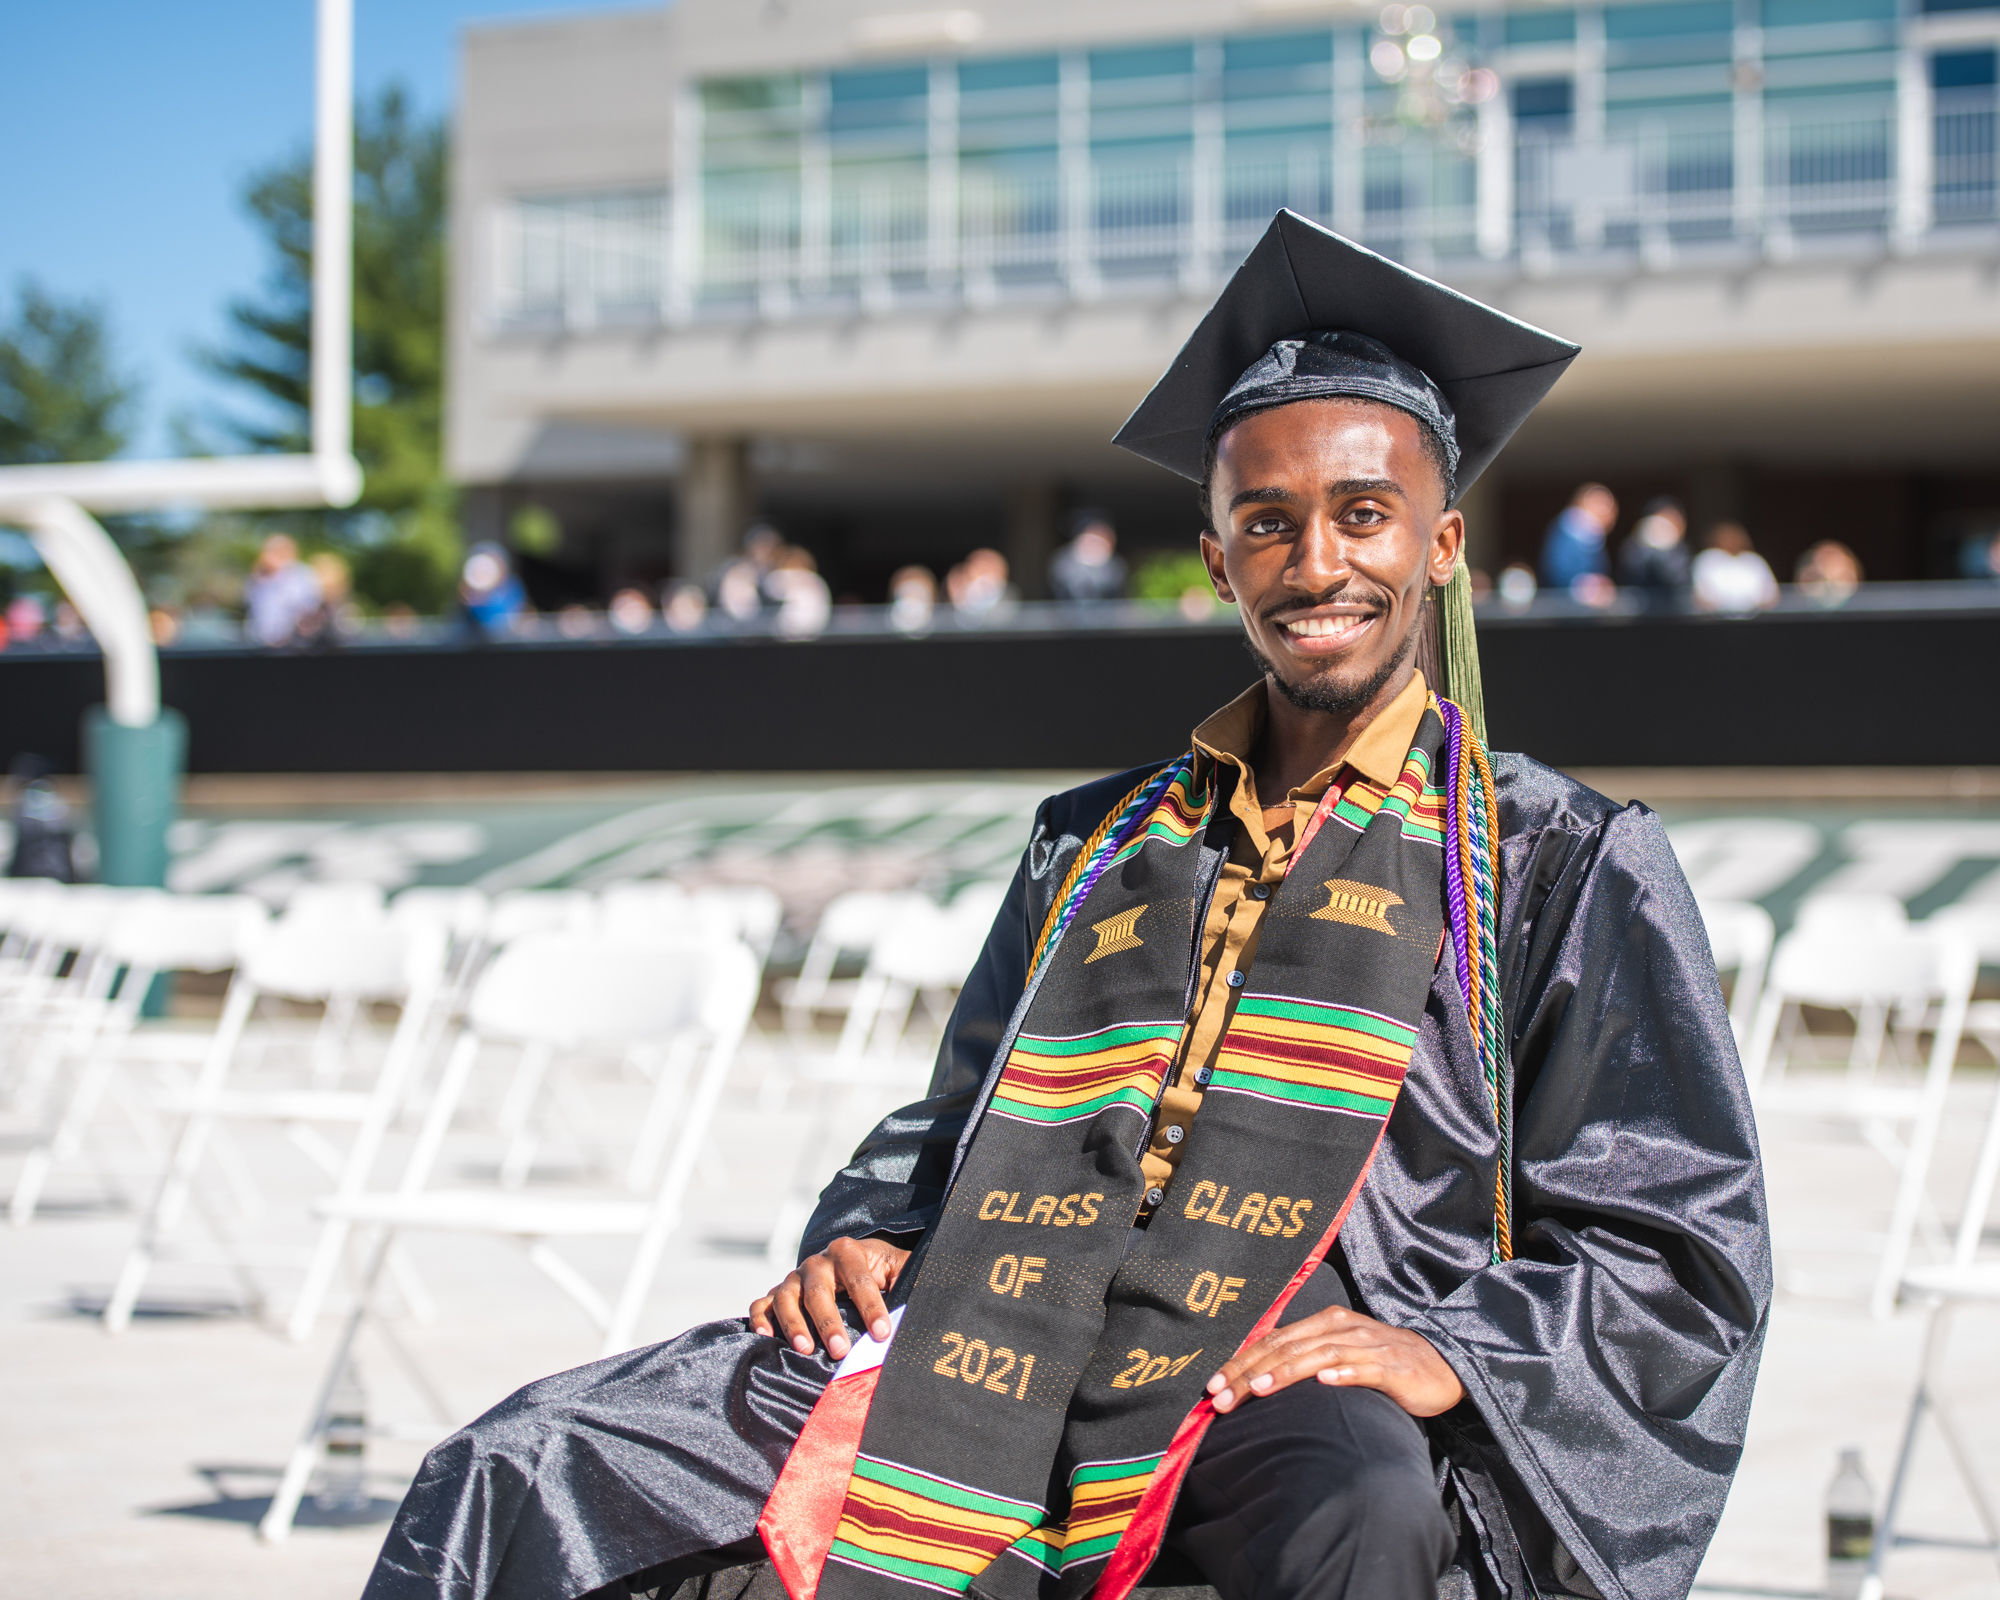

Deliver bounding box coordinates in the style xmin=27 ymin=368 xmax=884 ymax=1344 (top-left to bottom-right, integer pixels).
xmin=1310 ymin=880 xmax=1403 ymax=936
xmin=1085 ymin=904 xmax=1149 ymax=963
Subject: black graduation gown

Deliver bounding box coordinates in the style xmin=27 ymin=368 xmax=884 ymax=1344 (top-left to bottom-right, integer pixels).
xmin=364 ymin=754 xmax=1771 ymax=1600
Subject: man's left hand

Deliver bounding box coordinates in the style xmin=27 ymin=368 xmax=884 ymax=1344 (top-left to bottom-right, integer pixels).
xmin=1205 ymin=1304 xmax=1464 ymax=1418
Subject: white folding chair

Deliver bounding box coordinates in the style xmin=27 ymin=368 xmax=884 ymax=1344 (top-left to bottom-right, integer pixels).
xmin=102 ymin=900 xmax=445 ymax=1332
xmin=1924 ymin=904 xmax=2000 ymax=1067
xmin=1858 ymin=1066 xmax=2000 ymax=1600
xmin=1745 ymin=926 xmax=1977 ymax=1317
xmin=9 ymin=892 xmax=269 ymax=1227
xmin=764 ymin=898 xmax=989 ymax=1270
xmin=1697 ymin=898 xmax=1775 ymax=1049
xmin=255 ymin=932 xmax=759 ymax=1542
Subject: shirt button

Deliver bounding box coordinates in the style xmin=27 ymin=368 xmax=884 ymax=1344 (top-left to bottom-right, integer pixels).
xmin=1145 ymin=1187 xmax=1166 ymax=1208
xmin=1250 ymin=883 xmax=1271 ymax=901
xmin=1195 ymin=1068 xmax=1212 ymax=1087
xmin=1164 ymin=1124 xmax=1185 ymax=1145
xmin=1226 ymin=970 xmax=1246 ymax=989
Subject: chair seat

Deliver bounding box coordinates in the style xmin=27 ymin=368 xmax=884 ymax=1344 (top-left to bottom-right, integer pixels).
xmin=149 ymin=1089 xmax=375 ymax=1122
xmin=317 ymin=1188 xmax=654 ymax=1236
xmin=1901 ymin=1261 xmax=2000 ymax=1302
xmin=1753 ymin=1084 xmax=1925 ymax=1120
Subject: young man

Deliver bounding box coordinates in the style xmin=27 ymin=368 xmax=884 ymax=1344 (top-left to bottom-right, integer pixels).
xmin=366 ymin=214 xmax=1768 ymax=1600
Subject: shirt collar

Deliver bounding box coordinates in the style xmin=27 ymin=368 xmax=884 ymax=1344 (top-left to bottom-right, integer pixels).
xmin=1191 ymin=670 xmax=1431 ymax=798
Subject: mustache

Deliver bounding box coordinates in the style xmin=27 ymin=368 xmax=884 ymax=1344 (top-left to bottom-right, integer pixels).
xmin=1259 ymin=586 xmax=1389 ymax=626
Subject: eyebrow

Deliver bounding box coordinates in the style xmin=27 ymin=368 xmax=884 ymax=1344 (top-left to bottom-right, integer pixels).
xmin=1227 ymin=476 xmax=1405 ymax=513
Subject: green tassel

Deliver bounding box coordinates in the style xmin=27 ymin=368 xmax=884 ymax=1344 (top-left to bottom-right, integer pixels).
xmin=1436 ymin=557 xmax=1488 ymax=748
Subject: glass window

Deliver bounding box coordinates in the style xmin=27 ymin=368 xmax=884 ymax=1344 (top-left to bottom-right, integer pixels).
xmin=1934 ymin=48 xmax=1998 ymax=88
xmin=702 ymin=75 xmax=801 ymax=115
xmin=1089 ymin=42 xmax=1197 ymax=81
xmin=830 ymin=66 xmax=928 ymax=105
xmin=1762 ymin=0 xmax=1895 ymax=25
xmin=959 ymin=54 xmax=1059 ymax=93
xmin=1603 ymin=2 xmax=1735 ymax=39
xmin=1222 ymin=31 xmax=1335 ymax=72
xmin=1513 ymin=77 xmax=1575 ymax=120
xmin=1505 ymin=9 xmax=1576 ymax=45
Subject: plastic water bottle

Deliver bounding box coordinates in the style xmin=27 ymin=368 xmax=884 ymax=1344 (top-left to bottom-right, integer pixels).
xmin=1826 ymin=1446 xmax=1874 ymax=1600
xmin=314 ymin=1362 xmax=370 ymax=1515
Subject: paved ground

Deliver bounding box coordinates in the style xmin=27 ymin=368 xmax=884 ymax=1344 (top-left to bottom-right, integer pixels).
xmin=1 ymin=1017 xmax=1995 ymax=1600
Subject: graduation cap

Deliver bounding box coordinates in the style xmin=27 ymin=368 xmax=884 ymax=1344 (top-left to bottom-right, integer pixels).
xmin=1112 ymin=210 xmax=1579 ymax=504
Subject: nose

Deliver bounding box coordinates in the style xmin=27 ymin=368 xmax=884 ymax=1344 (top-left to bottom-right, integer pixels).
xmin=1286 ymin=513 xmax=1353 ymax=598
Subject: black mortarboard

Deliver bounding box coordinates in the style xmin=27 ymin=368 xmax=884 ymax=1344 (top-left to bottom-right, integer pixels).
xmin=1112 ymin=210 xmax=1579 ymax=505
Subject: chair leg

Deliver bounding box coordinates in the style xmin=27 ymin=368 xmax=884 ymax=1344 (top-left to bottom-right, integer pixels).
xmin=257 ymin=1229 xmax=398 ymax=1544
xmin=286 ymin=1217 xmax=353 ymax=1343
xmin=1861 ymin=1305 xmax=1945 ymax=1600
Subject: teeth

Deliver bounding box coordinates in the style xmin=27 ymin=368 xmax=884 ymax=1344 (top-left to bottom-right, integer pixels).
xmin=1282 ymin=615 xmax=1367 ymax=640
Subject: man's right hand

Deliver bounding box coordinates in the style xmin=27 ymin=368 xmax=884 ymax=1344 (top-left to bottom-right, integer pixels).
xmin=751 ymin=1236 xmax=911 ymax=1361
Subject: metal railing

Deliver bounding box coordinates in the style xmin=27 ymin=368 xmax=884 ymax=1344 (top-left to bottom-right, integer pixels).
xmin=494 ymin=90 xmax=2000 ymax=329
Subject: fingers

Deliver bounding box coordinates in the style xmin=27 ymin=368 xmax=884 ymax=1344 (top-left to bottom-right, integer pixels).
xmin=767 ymin=1270 xmax=816 ymax=1354
xmin=748 ymin=1291 xmax=777 ymax=1337
xmin=1206 ymin=1309 xmax=1386 ymax=1412
xmin=798 ymin=1253 xmax=855 ymax=1360
xmin=830 ymin=1239 xmax=893 ymax=1342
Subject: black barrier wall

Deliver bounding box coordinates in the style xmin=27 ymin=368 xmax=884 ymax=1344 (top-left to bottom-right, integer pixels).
xmin=2 ymin=605 xmax=1995 ymax=773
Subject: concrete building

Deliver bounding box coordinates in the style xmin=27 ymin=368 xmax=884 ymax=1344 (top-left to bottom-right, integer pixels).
xmin=449 ymin=0 xmax=2000 ymax=602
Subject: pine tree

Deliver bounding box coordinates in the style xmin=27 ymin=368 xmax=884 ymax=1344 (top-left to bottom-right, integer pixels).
xmin=0 ymin=281 xmax=138 ymax=466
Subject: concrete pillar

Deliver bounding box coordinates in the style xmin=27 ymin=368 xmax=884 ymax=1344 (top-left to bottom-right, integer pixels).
xmin=1007 ymin=481 xmax=1061 ymax=600
xmin=676 ymin=436 xmax=751 ymax=581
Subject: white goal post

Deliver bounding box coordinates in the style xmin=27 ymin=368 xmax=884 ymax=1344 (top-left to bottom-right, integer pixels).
xmin=0 ymin=0 xmax=363 ymax=726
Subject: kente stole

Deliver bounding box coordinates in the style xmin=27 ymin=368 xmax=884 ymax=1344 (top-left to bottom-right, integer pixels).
xmin=762 ymin=696 xmax=1506 ymax=1600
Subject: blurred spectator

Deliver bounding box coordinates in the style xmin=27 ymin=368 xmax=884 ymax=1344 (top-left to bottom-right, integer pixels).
xmin=1959 ymin=529 xmax=2000 ymax=582
xmin=1050 ymin=510 xmax=1128 ymax=603
xmin=662 ymin=581 xmax=709 ymax=632
xmin=461 ymin=542 xmax=528 ymax=637
xmin=1692 ymin=522 xmax=1779 ymax=614
xmin=767 ymin=547 xmax=831 ymax=640
xmin=888 ymin=565 xmax=937 ymax=635
xmin=947 ymin=547 xmax=1017 ymax=625
xmin=713 ymin=523 xmax=784 ymax=621
xmin=7 ymin=754 xmax=75 ymax=882
xmin=381 ymin=602 xmax=421 ymax=639
xmin=1467 ymin=568 xmax=1493 ymax=602
xmin=148 ymin=607 xmax=180 ymax=647
xmin=53 ymin=601 xmax=86 ymax=642
xmin=1539 ymin=483 xmax=1618 ymax=595
xmin=1795 ymin=540 xmax=1863 ymax=608
xmin=609 ymin=587 xmax=655 ymax=635
xmin=295 ymin=551 xmax=358 ymax=648
xmin=557 ymin=604 xmax=601 ymax=640
xmin=1617 ymin=496 xmax=1691 ymax=610
xmin=7 ymin=594 xmax=45 ymax=646
xmin=243 ymin=533 xmax=323 ymax=647
xmin=1497 ymin=564 xmax=1538 ymax=608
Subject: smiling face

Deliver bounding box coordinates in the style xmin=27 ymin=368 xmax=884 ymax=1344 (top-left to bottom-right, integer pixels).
xmin=1200 ymin=398 xmax=1463 ymax=725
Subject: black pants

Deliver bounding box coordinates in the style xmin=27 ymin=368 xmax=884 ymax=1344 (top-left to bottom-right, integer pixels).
xmin=623 ymin=1266 xmax=1452 ymax=1600
xmin=1159 ymin=1263 xmax=1456 ymax=1600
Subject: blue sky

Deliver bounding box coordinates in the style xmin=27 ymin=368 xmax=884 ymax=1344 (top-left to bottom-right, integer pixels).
xmin=0 ymin=1 xmax=651 ymax=456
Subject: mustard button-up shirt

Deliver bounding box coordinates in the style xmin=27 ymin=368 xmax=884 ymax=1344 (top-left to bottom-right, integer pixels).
xmin=1135 ymin=672 xmax=1433 ymax=1213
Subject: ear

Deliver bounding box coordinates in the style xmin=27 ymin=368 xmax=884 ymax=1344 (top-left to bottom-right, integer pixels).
xmin=1428 ymin=509 xmax=1465 ymax=588
xmin=1199 ymin=530 xmax=1236 ymax=605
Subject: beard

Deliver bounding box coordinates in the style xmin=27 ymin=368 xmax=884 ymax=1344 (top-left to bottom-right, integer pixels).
xmin=1245 ymin=610 xmax=1418 ymax=718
